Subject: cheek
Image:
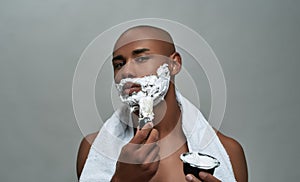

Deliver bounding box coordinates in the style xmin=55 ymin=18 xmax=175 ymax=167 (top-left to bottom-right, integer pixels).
xmin=136 ymin=66 xmax=156 ymax=76
xmin=113 ymin=60 xmax=168 ymax=82
xmin=113 ymin=71 xmax=122 ymax=83
xmin=137 ymin=61 xmax=166 ymax=76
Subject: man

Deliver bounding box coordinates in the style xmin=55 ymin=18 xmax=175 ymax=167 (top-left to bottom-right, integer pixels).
xmin=77 ymin=25 xmax=248 ymax=182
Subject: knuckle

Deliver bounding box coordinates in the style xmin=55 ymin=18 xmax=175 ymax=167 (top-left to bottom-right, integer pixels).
xmin=151 ymin=129 xmax=159 ymax=139
xmin=136 ymin=152 xmax=144 ymax=163
xmin=121 ymin=145 xmax=130 ymax=154
xmin=136 ymin=135 xmax=144 ymax=142
xmin=140 ymin=130 xmax=149 ymax=138
xmin=147 ymin=132 xmax=158 ymax=143
xmin=152 ymin=142 xmax=158 ymax=149
xmin=201 ymin=173 xmax=216 ymax=181
xmin=141 ymin=162 xmax=157 ymax=176
xmin=140 ymin=163 xmax=150 ymax=170
xmin=156 ymin=144 xmax=160 ymax=150
xmin=153 ymin=145 xmax=160 ymax=154
xmin=153 ymin=128 xmax=159 ymax=134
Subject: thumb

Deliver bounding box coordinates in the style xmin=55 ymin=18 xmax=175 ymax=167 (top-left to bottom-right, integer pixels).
xmin=185 ymin=174 xmax=201 ymax=182
xmin=199 ymin=172 xmax=221 ymax=182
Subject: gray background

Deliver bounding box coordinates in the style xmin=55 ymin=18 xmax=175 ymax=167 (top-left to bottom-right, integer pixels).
xmin=1 ymin=0 xmax=299 ymax=181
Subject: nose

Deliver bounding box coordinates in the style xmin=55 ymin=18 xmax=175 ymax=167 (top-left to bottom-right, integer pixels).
xmin=117 ymin=59 xmax=136 ymax=81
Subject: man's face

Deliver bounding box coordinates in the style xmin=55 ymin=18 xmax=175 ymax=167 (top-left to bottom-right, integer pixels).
xmin=112 ymin=39 xmax=173 ymax=96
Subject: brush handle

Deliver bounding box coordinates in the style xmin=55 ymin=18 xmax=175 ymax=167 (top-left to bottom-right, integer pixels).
xmin=139 ymin=117 xmax=151 ymax=129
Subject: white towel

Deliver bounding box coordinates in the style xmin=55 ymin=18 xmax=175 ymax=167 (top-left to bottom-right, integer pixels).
xmin=80 ymin=92 xmax=236 ymax=181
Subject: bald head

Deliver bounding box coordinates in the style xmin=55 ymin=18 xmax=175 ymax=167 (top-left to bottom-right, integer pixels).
xmin=113 ymin=25 xmax=175 ymax=53
xmin=112 ymin=25 xmax=182 ymax=82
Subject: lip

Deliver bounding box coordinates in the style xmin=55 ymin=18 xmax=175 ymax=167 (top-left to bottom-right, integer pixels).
xmin=122 ymin=82 xmax=141 ymax=95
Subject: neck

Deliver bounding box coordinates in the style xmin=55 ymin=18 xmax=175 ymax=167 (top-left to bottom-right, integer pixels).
xmin=131 ymin=83 xmax=183 ymax=138
xmin=152 ymin=83 xmax=182 ymax=138
xmin=131 ymin=84 xmax=187 ymax=157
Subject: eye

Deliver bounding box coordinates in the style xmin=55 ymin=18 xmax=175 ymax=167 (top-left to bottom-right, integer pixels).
xmin=135 ymin=56 xmax=150 ymax=62
xmin=113 ymin=61 xmax=125 ymax=70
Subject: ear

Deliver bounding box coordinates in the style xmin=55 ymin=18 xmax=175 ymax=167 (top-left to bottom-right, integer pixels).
xmin=169 ymin=52 xmax=182 ymax=76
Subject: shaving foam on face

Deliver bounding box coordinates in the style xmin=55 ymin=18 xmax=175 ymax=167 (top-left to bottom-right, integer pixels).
xmin=115 ymin=63 xmax=170 ymax=127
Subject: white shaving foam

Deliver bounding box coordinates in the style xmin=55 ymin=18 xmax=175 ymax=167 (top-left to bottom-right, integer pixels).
xmin=115 ymin=63 xmax=170 ymax=123
xmin=138 ymin=96 xmax=154 ymax=121
xmin=180 ymin=153 xmax=219 ymax=169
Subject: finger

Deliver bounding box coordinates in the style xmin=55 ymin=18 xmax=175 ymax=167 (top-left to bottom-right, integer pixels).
xmin=137 ymin=141 xmax=158 ymax=162
xmin=143 ymin=144 xmax=160 ymax=163
xmin=199 ymin=172 xmax=221 ymax=182
xmin=130 ymin=122 xmax=153 ymax=144
xmin=135 ymin=129 xmax=159 ymax=158
xmin=137 ymin=120 xmax=153 ymax=130
xmin=185 ymin=174 xmax=201 ymax=182
xmin=144 ymin=128 xmax=159 ymax=144
xmin=140 ymin=155 xmax=160 ymax=176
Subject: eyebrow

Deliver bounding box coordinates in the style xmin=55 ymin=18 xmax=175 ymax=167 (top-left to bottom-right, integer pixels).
xmin=112 ymin=55 xmax=124 ymax=62
xmin=112 ymin=48 xmax=150 ymax=62
xmin=132 ymin=48 xmax=150 ymax=56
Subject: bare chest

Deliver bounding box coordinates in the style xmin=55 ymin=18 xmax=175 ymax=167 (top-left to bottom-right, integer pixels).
xmin=149 ymin=143 xmax=188 ymax=182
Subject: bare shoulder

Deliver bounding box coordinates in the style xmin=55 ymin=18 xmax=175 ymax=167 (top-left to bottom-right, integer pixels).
xmin=216 ymin=131 xmax=244 ymax=158
xmin=76 ymin=132 xmax=99 ymax=179
xmin=216 ymin=130 xmax=248 ymax=182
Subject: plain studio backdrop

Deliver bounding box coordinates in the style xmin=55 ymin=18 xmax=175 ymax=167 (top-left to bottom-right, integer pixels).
xmin=1 ymin=0 xmax=299 ymax=181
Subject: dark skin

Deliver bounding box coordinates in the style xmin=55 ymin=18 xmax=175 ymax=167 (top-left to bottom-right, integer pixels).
xmin=77 ymin=26 xmax=248 ymax=182
xmin=77 ymin=131 xmax=247 ymax=182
